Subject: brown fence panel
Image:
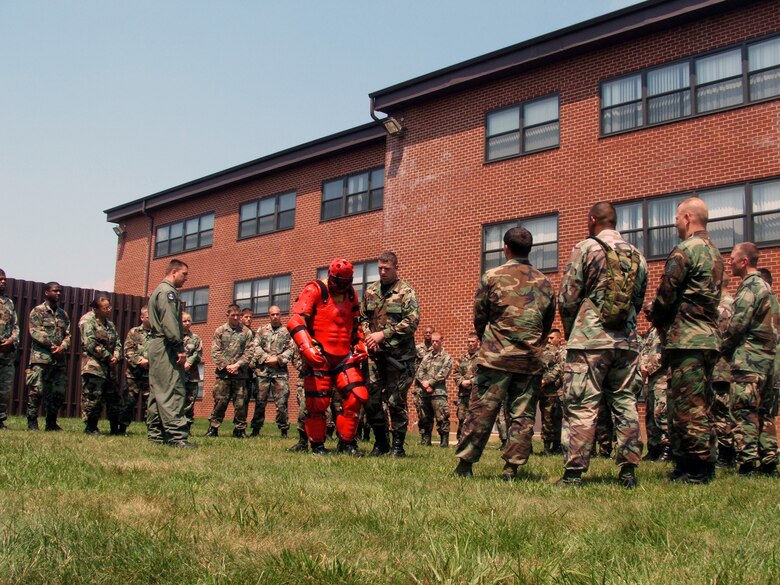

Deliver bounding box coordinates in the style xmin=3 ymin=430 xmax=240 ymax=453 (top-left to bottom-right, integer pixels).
xmin=5 ymin=278 xmax=146 ymax=420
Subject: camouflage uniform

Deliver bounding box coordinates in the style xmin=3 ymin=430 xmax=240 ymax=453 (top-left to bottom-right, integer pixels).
xmin=413 ymin=341 xmax=433 ymax=439
xmin=711 ymin=293 xmax=735 ymax=458
xmin=415 ymin=347 xmax=453 ymax=443
xmin=182 ymin=330 xmax=203 ymax=426
xmin=651 ymin=230 xmax=723 ymax=471
xmin=455 ymin=258 xmax=556 ymax=469
xmin=147 ymin=280 xmax=190 ymax=443
xmin=360 ymin=278 xmax=419 ymax=445
xmin=640 ymin=326 xmax=670 ymax=456
xmin=559 ymin=229 xmax=647 ymax=475
xmin=121 ymin=324 xmax=151 ymax=427
xmin=208 ymin=322 xmax=254 ymax=432
xmin=453 ymin=349 xmax=478 ymax=440
xmin=721 ymin=272 xmax=779 ymax=470
xmin=27 ymin=302 xmax=71 ymax=424
xmin=250 ymin=323 xmax=295 ymax=433
xmin=78 ymin=311 xmax=122 ymax=427
xmin=539 ymin=342 xmax=564 ymax=452
xmin=0 ymin=295 xmax=19 ymax=425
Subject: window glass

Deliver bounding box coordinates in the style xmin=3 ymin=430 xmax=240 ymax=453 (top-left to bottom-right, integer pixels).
xmin=602 ymin=75 xmax=641 ymax=107
xmin=524 ymin=96 xmax=558 ymax=126
xmin=487 ymin=107 xmax=519 ymax=136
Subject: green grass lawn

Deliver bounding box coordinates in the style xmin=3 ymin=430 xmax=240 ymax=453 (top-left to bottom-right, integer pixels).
xmin=0 ymin=416 xmax=778 ymax=585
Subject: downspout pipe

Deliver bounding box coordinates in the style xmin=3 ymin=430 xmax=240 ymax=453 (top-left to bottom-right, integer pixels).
xmin=142 ymin=200 xmax=154 ymax=298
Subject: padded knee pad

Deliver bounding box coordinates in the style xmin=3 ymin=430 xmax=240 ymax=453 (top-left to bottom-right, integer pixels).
xmin=335 ymin=363 xmax=368 ymax=402
xmin=335 ymin=391 xmax=364 ymax=441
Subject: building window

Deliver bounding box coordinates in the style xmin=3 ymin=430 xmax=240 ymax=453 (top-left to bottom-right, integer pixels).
xmin=485 ymin=94 xmax=560 ymax=161
xmin=615 ymin=177 xmax=780 ymax=259
xmin=482 ymin=215 xmax=558 ymax=272
xmin=238 ymin=191 xmax=296 ymax=239
xmin=155 ymin=213 xmax=214 ymax=258
xmin=316 ymin=260 xmax=379 ymax=299
xmin=234 ymin=274 xmax=291 ymax=315
xmin=601 ymin=34 xmax=780 ymax=135
xmin=179 ymin=287 xmax=209 ymax=323
xmin=321 ymin=168 xmax=384 ymax=221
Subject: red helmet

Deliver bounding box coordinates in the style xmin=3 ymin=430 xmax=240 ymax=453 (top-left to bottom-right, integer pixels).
xmin=328 ymin=258 xmax=354 ymax=293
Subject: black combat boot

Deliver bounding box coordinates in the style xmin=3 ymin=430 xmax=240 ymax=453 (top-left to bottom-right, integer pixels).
xmin=660 ymin=446 xmax=673 ymax=462
xmin=337 ymin=440 xmax=364 ymax=456
xmin=310 ymin=442 xmax=331 ymax=455
xmin=27 ymin=417 xmax=39 ymax=431
xmin=716 ymin=445 xmax=736 ymax=468
xmin=420 ymin=432 xmax=432 ymax=446
xmin=369 ymin=425 xmax=390 ymax=456
xmin=453 ymin=459 xmax=473 ymax=477
xmin=618 ymin=464 xmax=638 ymax=489
xmin=232 ymin=429 xmax=247 ymax=439
xmin=250 ymin=427 xmax=260 ymax=437
xmin=759 ymin=462 xmax=779 ymax=478
xmin=555 ymin=469 xmax=583 ymax=487
xmin=501 ymin=462 xmax=518 ymax=481
xmin=204 ymin=426 xmax=219 ymax=437
xmin=390 ymin=431 xmax=406 ymax=457
xmin=326 ymin=427 xmax=335 ymax=441
xmin=439 ymin=433 xmax=449 ymax=448
xmin=642 ymin=445 xmax=662 ymax=461
xmin=361 ymin=426 xmax=371 ymax=442
xmin=287 ymin=430 xmax=309 ymax=452
xmin=685 ymin=459 xmax=715 ymax=484
xmin=44 ymin=414 xmax=63 ymax=432
xmin=83 ymin=418 xmax=101 ymax=435
xmin=280 ymin=428 xmax=288 ymax=439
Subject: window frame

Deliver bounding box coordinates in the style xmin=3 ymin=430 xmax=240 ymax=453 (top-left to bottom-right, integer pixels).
xmin=233 ymin=273 xmax=292 ymax=316
xmin=179 ymin=287 xmax=210 ymax=324
xmin=600 ymin=32 xmax=780 ymax=137
xmin=320 ymin=167 xmax=384 ymax=222
xmin=484 ymin=93 xmax=561 ymax=163
xmin=481 ymin=213 xmax=559 ymax=273
xmin=615 ymin=176 xmax=780 ymax=260
xmin=237 ymin=191 xmax=296 ymax=240
xmin=154 ymin=212 xmax=215 ymax=259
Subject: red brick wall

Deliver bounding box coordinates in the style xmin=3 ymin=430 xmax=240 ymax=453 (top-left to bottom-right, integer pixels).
xmin=113 ymin=0 xmax=780 ymax=430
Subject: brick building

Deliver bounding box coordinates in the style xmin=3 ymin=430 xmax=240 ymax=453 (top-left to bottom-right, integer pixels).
xmin=106 ymin=0 xmax=780 ymax=425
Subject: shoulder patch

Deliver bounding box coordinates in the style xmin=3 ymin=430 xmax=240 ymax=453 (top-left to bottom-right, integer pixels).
xmin=167 ymin=292 xmax=176 ymax=301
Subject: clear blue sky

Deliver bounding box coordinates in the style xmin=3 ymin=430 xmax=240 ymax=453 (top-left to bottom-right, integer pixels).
xmin=0 ymin=0 xmax=641 ymax=290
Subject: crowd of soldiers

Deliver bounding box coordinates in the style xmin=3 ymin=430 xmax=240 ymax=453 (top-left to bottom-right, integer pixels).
xmin=0 ymin=195 xmax=778 ymax=485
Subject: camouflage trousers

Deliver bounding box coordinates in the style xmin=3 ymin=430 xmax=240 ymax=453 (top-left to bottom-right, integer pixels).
xmin=0 ymin=361 xmax=14 ymax=422
xmin=455 ymin=393 xmax=470 ymax=440
xmin=208 ymin=377 xmax=248 ymax=431
xmin=184 ymin=380 xmax=197 ymax=425
xmin=593 ymin=395 xmax=616 ymax=457
xmin=495 ymin=400 xmax=509 ymax=442
xmin=711 ymin=380 xmax=733 ymax=451
xmin=412 ymin=387 xmax=431 ymax=434
xmin=538 ymin=388 xmax=562 ymax=445
xmin=365 ymin=358 xmax=414 ymax=433
xmin=27 ymin=363 xmax=67 ymax=418
xmin=730 ymin=371 xmax=779 ymax=467
xmin=81 ymin=373 xmax=122 ymax=422
xmin=250 ymin=376 xmax=290 ymax=431
xmin=666 ymin=349 xmax=718 ymax=463
xmin=645 ymin=372 xmax=670 ymax=451
xmin=294 ymin=380 xmax=336 ymax=433
xmin=455 ymin=366 xmax=540 ymax=466
xmin=419 ymin=394 xmax=450 ymax=435
xmin=561 ymin=349 xmax=642 ymax=473
xmin=121 ymin=375 xmax=150 ymax=427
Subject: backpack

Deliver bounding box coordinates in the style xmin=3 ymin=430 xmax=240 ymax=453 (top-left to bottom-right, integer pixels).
xmin=589 ymin=236 xmax=641 ymax=330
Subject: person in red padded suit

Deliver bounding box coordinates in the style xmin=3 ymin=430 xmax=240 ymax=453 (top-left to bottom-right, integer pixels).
xmin=287 ymin=259 xmax=369 ymax=455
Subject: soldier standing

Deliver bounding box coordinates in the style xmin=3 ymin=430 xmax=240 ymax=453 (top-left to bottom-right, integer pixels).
xmin=120 ymin=306 xmax=151 ymax=433
xmin=0 ymin=269 xmax=19 ymax=429
xmin=205 ymin=304 xmax=254 ymax=438
xmin=250 ymin=305 xmax=295 ymax=438
xmin=181 ymin=311 xmax=202 ymax=429
xmin=78 ymin=295 xmax=122 ymax=434
xmin=651 ymin=198 xmax=723 ymax=483
xmin=711 ymin=280 xmax=736 ymax=467
xmin=415 ymin=332 xmax=453 ymax=448
xmin=146 ymin=259 xmax=195 ymax=448
xmin=453 ymin=227 xmax=556 ymax=480
xmin=360 ymin=251 xmax=420 ymax=457
xmin=539 ymin=328 xmax=564 ymax=455
xmin=453 ymin=332 xmax=480 ymax=441
xmin=721 ymin=243 xmax=779 ymax=476
xmin=557 ymin=202 xmax=647 ymax=488
xmin=414 ymin=326 xmax=434 ymax=445
xmin=640 ymin=302 xmax=670 ymax=461
xmin=27 ymin=282 xmax=71 ymax=431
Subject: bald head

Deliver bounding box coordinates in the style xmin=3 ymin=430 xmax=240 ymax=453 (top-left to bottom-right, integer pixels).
xmin=588 ymin=201 xmax=617 ymax=236
xmin=675 ymin=197 xmax=709 ymax=240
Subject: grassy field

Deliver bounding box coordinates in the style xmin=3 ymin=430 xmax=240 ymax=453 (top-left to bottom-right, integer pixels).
xmin=1 ymin=416 xmax=779 ymax=585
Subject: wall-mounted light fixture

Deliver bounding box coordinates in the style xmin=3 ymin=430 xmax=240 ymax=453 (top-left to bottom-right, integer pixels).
xmin=113 ymin=224 xmax=126 ymax=237
xmin=370 ymin=97 xmax=404 ymax=137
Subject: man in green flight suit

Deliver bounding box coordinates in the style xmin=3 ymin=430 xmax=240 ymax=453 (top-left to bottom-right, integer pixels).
xmin=147 ymin=259 xmax=195 ymax=448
